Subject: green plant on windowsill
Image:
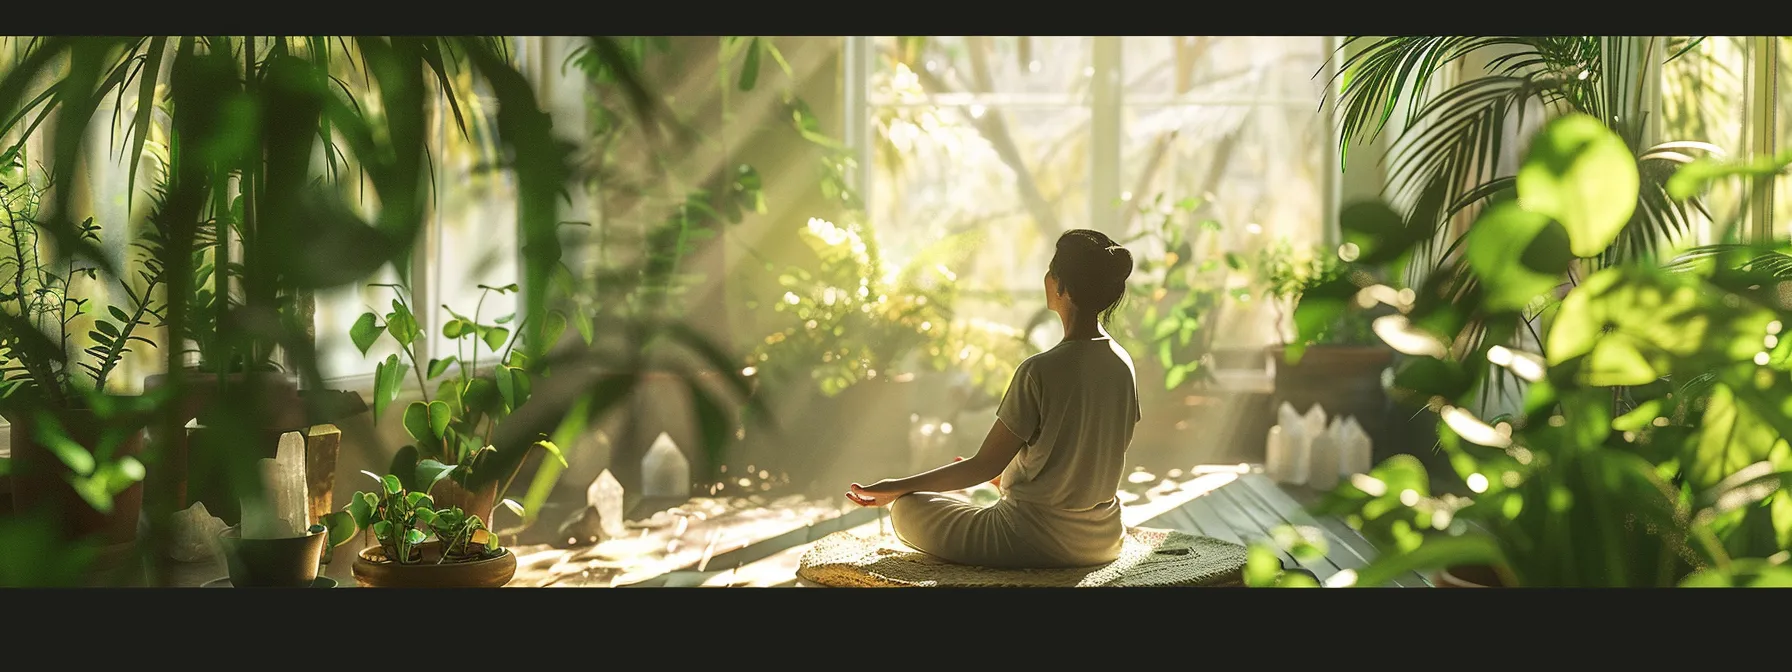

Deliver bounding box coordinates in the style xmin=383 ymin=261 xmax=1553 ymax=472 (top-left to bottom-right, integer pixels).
xmin=1256 ymin=239 xmax=1378 ymax=354
xmin=747 ymin=215 xmax=1026 ymax=403
xmin=0 ymin=158 xmax=171 ymax=530
xmin=1110 ymin=194 xmax=1244 ymax=393
xmin=1249 ymin=114 xmax=1792 ymax=588
xmin=351 ymin=281 xmax=567 ymax=518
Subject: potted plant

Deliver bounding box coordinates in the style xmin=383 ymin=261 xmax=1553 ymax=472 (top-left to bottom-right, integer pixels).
xmin=744 ymin=215 xmax=1026 ymax=493
xmin=1257 ymin=239 xmax=1396 ymax=452
xmin=322 ymin=461 xmax=517 ymax=588
xmin=352 ymin=281 xmax=567 ymax=525
xmin=0 ymin=160 xmax=167 ymax=556
xmin=1106 ymin=194 xmax=1249 ymax=465
xmin=1285 ymin=115 xmax=1792 ymax=587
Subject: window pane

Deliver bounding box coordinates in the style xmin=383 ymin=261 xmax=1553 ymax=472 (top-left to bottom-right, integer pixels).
xmin=1121 ymin=36 xmax=1329 ymax=102
xmin=1120 ymin=102 xmax=1326 ymax=348
xmin=871 ymin=104 xmax=1090 ymax=294
xmin=871 ymin=36 xmax=1093 ymax=102
xmin=1662 ymin=35 xmax=1748 ymax=237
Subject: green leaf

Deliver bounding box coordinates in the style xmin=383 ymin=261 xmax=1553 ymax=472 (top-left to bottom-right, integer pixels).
xmin=427 ymin=357 xmax=455 ymax=379
xmin=533 ymin=439 xmax=569 ymax=469
xmin=443 ymin=319 xmax=465 ymax=339
xmin=1164 ymin=364 xmax=1189 ymax=391
xmin=404 ymin=491 xmax=434 ymax=510
xmin=1346 ymin=534 xmax=1509 ymax=588
xmin=404 ymin=528 xmax=427 ymax=546
xmin=1463 ymin=200 xmax=1572 ymax=311
xmin=738 ymin=37 xmax=761 ymax=91
xmin=320 ymin=511 xmax=359 ymax=548
xmin=402 ymin=401 xmax=431 ymax=444
xmin=1515 ymin=113 xmax=1639 ymax=257
xmin=346 ymin=495 xmax=375 ymax=529
xmin=350 ymin=312 xmax=383 ymax=355
xmin=481 ymin=326 xmax=510 ymax=352
xmin=414 ymin=459 xmax=458 ymax=494
xmin=427 ymin=400 xmax=453 ymax=438
xmin=1337 ymin=200 xmax=1417 ymax=265
xmin=1680 ymin=560 xmax=1792 ymax=587
xmin=381 ymin=474 xmax=403 ymax=496
xmin=371 ymin=520 xmax=394 ymax=541
xmin=1689 ymin=386 xmax=1782 ymax=492
xmin=1667 ymin=151 xmax=1792 ymax=201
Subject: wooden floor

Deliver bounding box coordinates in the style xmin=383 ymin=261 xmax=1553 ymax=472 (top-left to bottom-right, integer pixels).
xmin=628 ymin=468 xmax=1429 ymax=588
xmin=1145 ymin=471 xmax=1431 ymax=587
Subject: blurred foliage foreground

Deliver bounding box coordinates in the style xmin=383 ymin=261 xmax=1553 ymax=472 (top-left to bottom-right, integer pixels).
xmin=1250 ymin=113 xmax=1792 ymax=587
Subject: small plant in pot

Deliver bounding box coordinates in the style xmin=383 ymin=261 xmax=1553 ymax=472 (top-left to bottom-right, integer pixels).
xmin=351 ymin=281 xmax=567 ymax=526
xmin=327 ymin=461 xmax=517 ymax=588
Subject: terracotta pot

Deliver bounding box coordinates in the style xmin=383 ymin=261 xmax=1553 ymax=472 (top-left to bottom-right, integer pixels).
xmin=219 ymin=526 xmax=326 ymax=587
xmin=352 ymin=542 xmax=517 ymax=588
xmin=1433 ymin=564 xmax=1504 ymax=588
xmin=8 ymin=410 xmax=146 ymax=545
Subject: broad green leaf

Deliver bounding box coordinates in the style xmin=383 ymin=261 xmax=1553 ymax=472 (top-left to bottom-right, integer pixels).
xmin=1667 ymin=151 xmax=1792 ymax=200
xmin=1689 ymin=386 xmax=1781 ymax=492
xmin=346 ymin=495 xmax=375 ymax=529
xmin=371 ymin=520 xmax=394 ymax=541
xmin=427 ymin=400 xmax=452 ymax=438
xmin=1347 ymin=534 xmax=1508 ymax=588
xmin=320 ymin=511 xmax=359 ymax=548
xmin=443 ymin=319 xmax=466 ymax=339
xmin=381 ymin=474 xmax=403 ymax=495
xmin=1243 ymin=544 xmax=1283 ymax=587
xmin=350 ymin=312 xmax=383 ymax=355
xmin=1515 ymin=113 xmax=1639 ymax=257
xmin=1680 ymin=561 xmax=1792 ymax=587
xmin=414 ymin=458 xmax=458 ymax=493
xmin=426 ymin=357 xmax=455 ymax=379
xmin=387 ymin=303 xmax=418 ymax=348
xmin=1337 ymin=200 xmax=1415 ymax=265
xmin=402 ymin=401 xmax=431 ymax=444
xmin=1163 ymin=364 xmax=1189 ymax=390
xmin=481 ymin=326 xmax=510 ymax=352
xmin=404 ymin=528 xmax=427 ymax=546
xmin=1463 ymin=201 xmax=1571 ymax=311
xmin=404 ymin=491 xmax=433 ymax=510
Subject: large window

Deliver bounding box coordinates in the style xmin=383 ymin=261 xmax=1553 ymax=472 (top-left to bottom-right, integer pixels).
xmin=850 ymin=36 xmax=1334 ymax=349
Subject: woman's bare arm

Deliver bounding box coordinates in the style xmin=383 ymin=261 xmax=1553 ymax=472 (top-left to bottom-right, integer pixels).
xmin=860 ymin=419 xmax=1025 ymax=498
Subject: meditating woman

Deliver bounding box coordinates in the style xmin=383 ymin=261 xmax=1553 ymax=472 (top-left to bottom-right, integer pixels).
xmin=846 ymin=229 xmax=1140 ymax=569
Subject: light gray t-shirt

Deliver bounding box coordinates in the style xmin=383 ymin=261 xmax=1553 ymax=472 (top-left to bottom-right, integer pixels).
xmin=993 ymin=337 xmax=1139 ymax=563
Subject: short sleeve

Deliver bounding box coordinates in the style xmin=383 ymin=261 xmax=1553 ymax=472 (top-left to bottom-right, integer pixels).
xmin=996 ymin=360 xmax=1042 ymax=444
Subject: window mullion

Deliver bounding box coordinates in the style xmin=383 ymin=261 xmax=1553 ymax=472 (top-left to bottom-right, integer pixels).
xmin=844 ymin=37 xmax=873 ymax=216
xmin=1748 ymin=36 xmax=1779 ymax=243
xmin=1090 ymin=37 xmax=1122 ymax=234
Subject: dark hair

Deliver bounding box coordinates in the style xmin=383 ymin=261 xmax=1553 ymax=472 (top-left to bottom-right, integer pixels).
xmin=1048 ymin=229 xmax=1134 ymax=324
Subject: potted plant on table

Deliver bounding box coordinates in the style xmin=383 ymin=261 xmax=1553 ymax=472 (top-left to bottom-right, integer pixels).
xmin=1257 ymin=238 xmax=1396 ymax=452
xmin=319 ymin=461 xmax=516 ymax=588
xmin=352 ymin=281 xmax=566 ymax=526
xmin=0 ymin=161 xmax=169 ymax=559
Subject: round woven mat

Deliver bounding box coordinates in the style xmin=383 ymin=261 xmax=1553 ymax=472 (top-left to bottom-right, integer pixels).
xmin=796 ymin=526 xmax=1247 ymax=587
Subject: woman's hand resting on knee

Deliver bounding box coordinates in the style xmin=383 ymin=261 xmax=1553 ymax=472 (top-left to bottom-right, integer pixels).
xmin=847 ymin=481 xmax=905 ymax=507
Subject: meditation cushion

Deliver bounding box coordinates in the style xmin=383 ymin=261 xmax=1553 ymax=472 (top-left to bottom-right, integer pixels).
xmin=796 ymin=526 xmax=1248 ymax=587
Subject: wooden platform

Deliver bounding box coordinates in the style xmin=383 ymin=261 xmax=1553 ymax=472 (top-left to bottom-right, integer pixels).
xmin=631 ymin=467 xmax=1429 ymax=588
xmin=1146 ymin=471 xmax=1430 ymax=587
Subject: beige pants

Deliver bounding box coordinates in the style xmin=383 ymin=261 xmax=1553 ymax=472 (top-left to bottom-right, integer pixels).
xmin=889 ymin=492 xmax=1120 ymax=569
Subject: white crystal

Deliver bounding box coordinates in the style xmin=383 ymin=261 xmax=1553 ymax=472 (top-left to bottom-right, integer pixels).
xmin=1308 ymin=431 xmax=1341 ymax=491
xmin=1338 ymin=416 xmax=1373 ymax=476
xmin=241 ymin=431 xmax=310 ymax=539
xmin=1264 ymin=425 xmax=1288 ymax=483
xmin=640 ymin=432 xmax=691 ymax=498
xmin=587 ymin=469 xmax=627 ymax=539
xmin=170 ymin=502 xmax=228 ymax=562
xmin=1276 ymin=402 xmax=1311 ymax=485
